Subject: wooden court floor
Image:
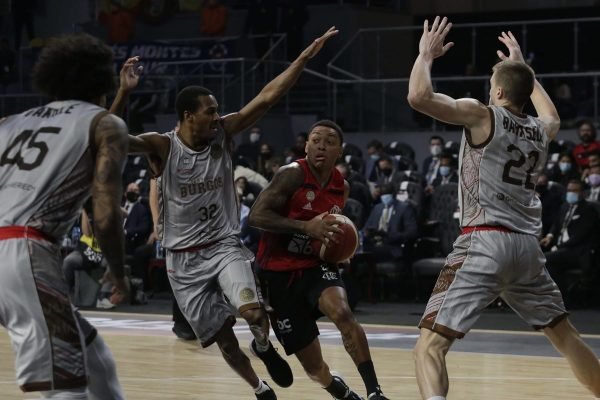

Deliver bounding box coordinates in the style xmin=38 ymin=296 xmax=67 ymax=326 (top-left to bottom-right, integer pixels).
xmin=1 ymin=312 xmax=598 ymax=399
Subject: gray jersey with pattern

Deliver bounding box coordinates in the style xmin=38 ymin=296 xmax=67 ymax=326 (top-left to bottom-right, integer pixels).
xmin=157 ymin=130 xmax=240 ymax=249
xmin=0 ymin=101 xmax=104 ymax=239
xmin=458 ymin=105 xmax=549 ymax=236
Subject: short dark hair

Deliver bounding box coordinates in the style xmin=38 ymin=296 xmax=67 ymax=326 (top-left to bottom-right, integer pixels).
xmin=577 ymin=119 xmax=597 ymax=138
xmin=567 ymin=179 xmax=583 ymax=190
xmin=309 ymin=119 xmax=344 ymax=144
xmin=175 ymin=86 xmax=214 ymax=121
xmin=492 ymin=60 xmax=535 ymax=109
xmin=430 ymin=135 xmax=444 ymax=144
xmin=367 ymin=139 xmax=383 ymax=150
xmin=32 ymin=33 xmax=115 ymax=102
xmin=559 ymin=152 xmax=574 ymax=162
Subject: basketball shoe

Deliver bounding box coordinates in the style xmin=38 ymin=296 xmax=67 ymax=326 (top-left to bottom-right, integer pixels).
xmin=367 ymin=387 xmax=390 ymax=400
xmin=327 ymin=372 xmax=364 ymax=400
xmin=250 ymin=339 xmax=293 ymax=387
xmin=255 ymin=381 xmax=277 ymax=400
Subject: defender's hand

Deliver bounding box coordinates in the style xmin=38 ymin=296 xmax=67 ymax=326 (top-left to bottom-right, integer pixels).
xmin=496 ymin=31 xmax=525 ymax=63
xmin=419 ymin=16 xmax=454 ymax=61
xmin=119 ymin=56 xmax=143 ymax=92
xmin=300 ymin=26 xmax=339 ymax=60
xmin=303 ymin=212 xmax=343 ymax=247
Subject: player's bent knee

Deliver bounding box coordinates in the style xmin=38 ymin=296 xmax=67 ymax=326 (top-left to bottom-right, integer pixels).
xmin=327 ymin=305 xmax=354 ymax=326
xmin=241 ymin=307 xmax=266 ymax=325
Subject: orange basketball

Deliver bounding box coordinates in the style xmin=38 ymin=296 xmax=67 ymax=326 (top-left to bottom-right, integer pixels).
xmin=316 ymin=214 xmax=359 ymax=264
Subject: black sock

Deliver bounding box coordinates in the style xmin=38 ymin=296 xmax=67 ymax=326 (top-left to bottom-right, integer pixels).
xmin=358 ymin=360 xmax=380 ymax=395
xmin=325 ymin=376 xmax=348 ymax=399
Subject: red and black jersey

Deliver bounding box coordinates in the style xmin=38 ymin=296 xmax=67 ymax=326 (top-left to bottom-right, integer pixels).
xmin=257 ymin=159 xmax=345 ymax=272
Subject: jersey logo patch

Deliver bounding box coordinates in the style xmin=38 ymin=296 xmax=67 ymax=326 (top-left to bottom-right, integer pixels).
xmin=306 ymin=191 xmax=315 ymax=201
xmin=330 ymin=205 xmax=342 ymax=214
xmin=302 ymin=202 xmax=312 ymax=210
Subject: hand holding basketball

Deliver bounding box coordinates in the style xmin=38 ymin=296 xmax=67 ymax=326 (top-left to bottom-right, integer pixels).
xmin=304 ymin=211 xmax=344 ymax=247
xmin=315 ymin=214 xmax=359 ymax=264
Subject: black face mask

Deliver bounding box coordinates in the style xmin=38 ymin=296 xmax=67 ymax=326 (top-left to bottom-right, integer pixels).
xmin=381 ymin=168 xmax=392 ymax=177
xmin=536 ymin=185 xmax=547 ymax=195
xmin=126 ymin=192 xmax=139 ymax=202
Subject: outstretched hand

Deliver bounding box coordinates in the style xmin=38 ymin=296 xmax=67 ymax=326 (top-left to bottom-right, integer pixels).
xmin=419 ymin=16 xmax=454 ymax=61
xmin=119 ymin=56 xmax=144 ymax=92
xmin=496 ymin=31 xmax=525 ymax=63
xmin=300 ymin=26 xmax=339 ymax=60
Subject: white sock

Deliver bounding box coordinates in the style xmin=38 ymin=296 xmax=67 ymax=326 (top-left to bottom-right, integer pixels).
xmin=254 ymin=380 xmax=269 ymax=394
xmin=39 ymin=388 xmax=87 ymax=399
xmin=86 ymin=334 xmax=125 ymax=400
xmin=427 ymin=397 xmax=446 ymax=400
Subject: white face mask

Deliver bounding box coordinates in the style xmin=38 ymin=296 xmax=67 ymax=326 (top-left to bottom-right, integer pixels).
xmin=396 ymin=192 xmax=408 ymax=202
xmin=430 ymin=144 xmax=442 ymax=156
xmin=249 ymin=132 xmax=260 ymax=143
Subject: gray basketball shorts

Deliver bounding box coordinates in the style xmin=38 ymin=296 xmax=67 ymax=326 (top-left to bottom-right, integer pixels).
xmin=166 ymin=236 xmax=260 ymax=347
xmin=0 ymin=237 xmax=90 ymax=392
xmin=419 ymin=230 xmax=567 ymax=338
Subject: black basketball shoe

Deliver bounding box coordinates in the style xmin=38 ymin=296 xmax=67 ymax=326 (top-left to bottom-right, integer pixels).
xmin=250 ymin=339 xmax=294 ymax=388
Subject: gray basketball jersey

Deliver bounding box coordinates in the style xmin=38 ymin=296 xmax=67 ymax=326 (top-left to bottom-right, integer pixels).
xmin=458 ymin=105 xmax=549 ymax=236
xmin=157 ymin=130 xmax=240 ymax=250
xmin=0 ymin=101 xmax=104 ymax=239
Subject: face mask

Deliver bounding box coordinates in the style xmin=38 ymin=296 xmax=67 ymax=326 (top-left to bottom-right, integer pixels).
xmin=439 ymin=166 xmax=451 ymax=177
xmin=381 ymin=168 xmax=392 ymax=177
xmin=588 ymin=173 xmax=600 ymax=187
xmin=125 ymin=192 xmax=139 ymax=202
xmin=381 ymin=194 xmax=394 ymax=206
xmin=249 ymin=132 xmax=260 ymax=143
xmin=370 ymin=154 xmax=379 ymax=161
xmin=430 ymin=144 xmax=442 ymax=157
xmin=558 ymin=162 xmax=572 ymax=173
xmin=396 ymin=193 xmax=408 ymax=202
xmin=566 ymin=191 xmax=579 ymax=204
xmin=580 ymin=134 xmax=592 ymax=143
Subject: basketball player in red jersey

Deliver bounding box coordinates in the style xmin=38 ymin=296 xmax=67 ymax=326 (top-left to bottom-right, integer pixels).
xmin=249 ymin=120 xmax=389 ymax=400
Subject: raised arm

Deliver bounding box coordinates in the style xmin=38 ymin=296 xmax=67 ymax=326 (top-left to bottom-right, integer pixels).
xmin=91 ymin=113 xmax=129 ymax=293
xmin=497 ymin=31 xmax=561 ymax=140
xmin=248 ymin=164 xmax=343 ymax=242
xmin=222 ymin=27 xmax=338 ymax=136
xmin=407 ymin=16 xmax=490 ymax=143
xmin=109 ymin=56 xmax=143 ymax=116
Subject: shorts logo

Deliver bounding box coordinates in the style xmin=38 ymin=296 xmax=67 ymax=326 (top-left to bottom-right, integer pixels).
xmin=320 ymin=265 xmax=338 ymax=281
xmin=239 ymin=288 xmax=256 ymax=302
xmin=276 ymin=318 xmax=292 ymax=333
xmin=306 ymin=191 xmax=315 ymax=201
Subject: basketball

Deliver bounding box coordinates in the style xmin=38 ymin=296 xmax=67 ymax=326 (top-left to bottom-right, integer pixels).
xmin=316 ymin=214 xmax=359 ymax=263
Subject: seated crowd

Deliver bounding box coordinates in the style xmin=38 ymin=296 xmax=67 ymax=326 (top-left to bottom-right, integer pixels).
xmin=60 ymin=120 xmax=600 ymax=309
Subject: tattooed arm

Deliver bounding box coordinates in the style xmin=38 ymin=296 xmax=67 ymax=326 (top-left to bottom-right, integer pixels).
xmin=91 ymin=113 xmax=128 ymax=289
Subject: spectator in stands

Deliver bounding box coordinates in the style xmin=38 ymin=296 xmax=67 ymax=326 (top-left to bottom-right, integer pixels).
xmin=422 ymin=135 xmax=444 ymax=185
xmin=200 ymin=0 xmax=228 ymax=37
xmin=123 ymin=182 xmax=152 ymax=255
xmin=279 ymin=0 xmax=309 ymax=60
xmin=365 ymin=139 xmax=384 ymax=183
xmin=580 ymin=152 xmax=600 ymax=181
xmin=234 ymin=155 xmax=269 ymax=188
xmin=264 ymin=155 xmax=284 ymax=181
xmin=363 ymin=183 xmax=418 ymax=262
xmin=426 ymin=151 xmax=458 ymax=194
xmin=585 ymin=163 xmax=600 ymax=201
xmin=99 ymin=3 xmax=135 ymax=44
xmin=235 ymin=126 xmax=261 ymax=169
xmin=374 ymin=156 xmax=404 ymax=195
xmin=256 ymin=143 xmax=274 ymax=177
xmin=239 ymin=191 xmax=260 ymax=254
xmin=122 ymin=154 xmax=151 ymax=197
xmin=336 ymin=161 xmax=371 ymax=214
xmin=290 ymin=131 xmax=308 ymax=160
xmin=540 ymin=180 xmax=600 ymax=301
xmin=62 ymin=206 xmax=116 ymax=309
xmin=536 ymin=173 xmax=565 ymax=236
xmin=572 ymin=120 xmax=600 ymax=169
xmin=549 ymin=152 xmax=580 ymax=186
